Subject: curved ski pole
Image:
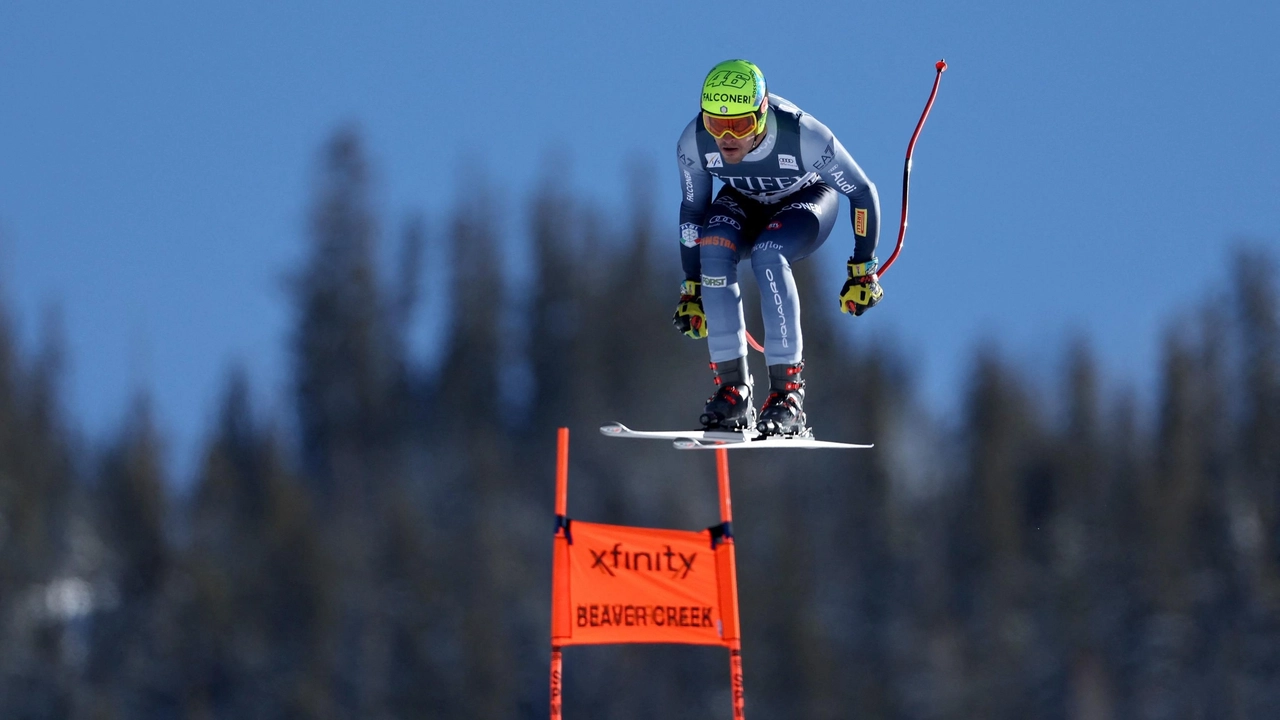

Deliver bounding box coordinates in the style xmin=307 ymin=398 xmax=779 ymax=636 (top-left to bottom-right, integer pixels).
xmin=878 ymin=59 xmax=947 ymax=278
xmin=745 ymin=60 xmax=944 ymax=352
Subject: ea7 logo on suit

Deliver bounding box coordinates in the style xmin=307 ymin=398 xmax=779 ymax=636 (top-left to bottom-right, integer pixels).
xmin=813 ymin=141 xmax=835 ymax=170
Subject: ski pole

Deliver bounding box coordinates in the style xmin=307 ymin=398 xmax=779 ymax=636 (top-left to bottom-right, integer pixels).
xmin=877 ymin=59 xmax=947 ymax=278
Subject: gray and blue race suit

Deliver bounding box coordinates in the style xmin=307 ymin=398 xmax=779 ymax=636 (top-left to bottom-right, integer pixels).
xmin=675 ymin=94 xmax=880 ymax=366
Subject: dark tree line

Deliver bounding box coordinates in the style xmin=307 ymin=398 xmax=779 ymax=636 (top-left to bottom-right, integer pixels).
xmin=0 ymin=128 xmax=1277 ymax=719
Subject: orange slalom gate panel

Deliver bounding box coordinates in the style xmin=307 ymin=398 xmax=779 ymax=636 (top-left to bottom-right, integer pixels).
xmin=553 ymin=520 xmax=731 ymax=647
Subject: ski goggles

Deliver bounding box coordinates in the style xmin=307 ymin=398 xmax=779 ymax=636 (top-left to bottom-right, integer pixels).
xmin=702 ymin=108 xmax=765 ymax=139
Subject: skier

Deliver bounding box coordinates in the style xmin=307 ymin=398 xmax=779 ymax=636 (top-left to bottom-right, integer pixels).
xmin=673 ymin=59 xmax=883 ymax=435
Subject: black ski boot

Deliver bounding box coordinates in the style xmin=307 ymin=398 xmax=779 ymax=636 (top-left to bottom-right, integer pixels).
xmin=700 ymin=357 xmax=755 ymax=430
xmin=758 ymin=362 xmax=807 ymax=436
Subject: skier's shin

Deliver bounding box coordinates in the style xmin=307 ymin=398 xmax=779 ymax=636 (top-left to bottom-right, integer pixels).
xmin=700 ymin=255 xmax=747 ymax=362
xmin=751 ymin=256 xmax=803 ymax=365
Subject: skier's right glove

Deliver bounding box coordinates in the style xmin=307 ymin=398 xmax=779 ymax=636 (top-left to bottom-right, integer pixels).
xmin=672 ymin=280 xmax=708 ymax=339
xmin=839 ymin=257 xmax=883 ymax=316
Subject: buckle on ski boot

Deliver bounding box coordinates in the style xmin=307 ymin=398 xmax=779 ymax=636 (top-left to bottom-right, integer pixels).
xmin=758 ymin=362 xmax=807 ymax=437
xmin=701 ymin=358 xmax=755 ymax=430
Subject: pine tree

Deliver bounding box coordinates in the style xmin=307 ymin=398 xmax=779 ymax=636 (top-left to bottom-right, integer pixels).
xmin=949 ymin=350 xmax=1046 ymax=717
xmin=0 ymin=306 xmax=80 ymax=717
xmin=1052 ymin=340 xmax=1119 ymax=718
xmin=1229 ymin=247 xmax=1280 ymax=713
xmin=429 ymin=174 xmax=523 ymax=718
xmin=1233 ymin=248 xmax=1280 ymax=585
xmin=178 ymin=368 xmax=338 ymax=717
xmin=525 ymin=174 xmax=584 ymax=433
xmin=85 ymin=396 xmax=171 ymax=716
xmin=291 ymin=127 xmax=399 ymax=511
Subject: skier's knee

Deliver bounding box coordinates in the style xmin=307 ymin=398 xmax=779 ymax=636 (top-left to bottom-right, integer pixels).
xmin=750 ymin=252 xmax=792 ymax=283
xmin=700 ymin=255 xmax=738 ymax=289
xmin=750 ymin=243 xmax=787 ymax=267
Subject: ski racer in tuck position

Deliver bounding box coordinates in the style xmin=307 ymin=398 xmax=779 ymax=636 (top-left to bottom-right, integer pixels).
xmin=673 ymin=59 xmax=883 ymax=436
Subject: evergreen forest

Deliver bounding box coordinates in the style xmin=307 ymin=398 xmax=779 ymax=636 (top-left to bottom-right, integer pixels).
xmin=1 ymin=129 xmax=1278 ymax=719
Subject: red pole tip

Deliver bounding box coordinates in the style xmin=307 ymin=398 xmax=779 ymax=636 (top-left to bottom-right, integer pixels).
xmin=936 ymin=59 xmax=948 ymax=72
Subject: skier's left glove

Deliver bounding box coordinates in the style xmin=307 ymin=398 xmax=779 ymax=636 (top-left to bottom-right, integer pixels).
xmin=672 ymin=280 xmax=708 ymax=339
xmin=839 ymin=257 xmax=883 ymax=316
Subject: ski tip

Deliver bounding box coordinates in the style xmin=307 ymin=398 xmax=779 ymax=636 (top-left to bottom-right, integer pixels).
xmin=599 ymin=423 xmax=630 ymax=436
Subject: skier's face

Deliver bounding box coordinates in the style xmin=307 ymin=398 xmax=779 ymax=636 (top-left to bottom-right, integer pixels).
xmin=713 ymin=98 xmax=768 ymax=164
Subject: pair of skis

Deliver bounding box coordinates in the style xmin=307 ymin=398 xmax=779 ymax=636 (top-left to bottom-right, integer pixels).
xmin=600 ymin=422 xmax=872 ymax=451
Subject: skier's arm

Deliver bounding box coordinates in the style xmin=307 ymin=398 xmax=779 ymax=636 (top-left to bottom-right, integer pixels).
xmin=799 ymin=115 xmax=880 ymax=263
xmin=676 ymin=119 xmax=713 ymax=279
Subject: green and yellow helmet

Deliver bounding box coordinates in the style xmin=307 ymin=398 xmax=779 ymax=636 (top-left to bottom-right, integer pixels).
xmin=700 ymin=60 xmax=767 ymax=138
xmin=700 ymin=59 xmax=767 ymax=116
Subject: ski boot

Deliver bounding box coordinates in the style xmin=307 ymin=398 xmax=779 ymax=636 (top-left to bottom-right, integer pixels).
xmin=757 ymin=362 xmax=807 ymax=437
xmin=700 ymin=357 xmax=755 ymax=431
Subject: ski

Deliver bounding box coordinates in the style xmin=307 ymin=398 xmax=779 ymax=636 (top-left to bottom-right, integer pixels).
xmin=601 ymin=422 xmax=871 ymax=450
xmin=672 ymin=435 xmax=873 ymax=451
xmin=599 ymin=422 xmax=751 ymax=443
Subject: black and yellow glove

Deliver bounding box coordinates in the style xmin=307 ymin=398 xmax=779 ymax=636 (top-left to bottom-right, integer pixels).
xmin=672 ymin=280 xmax=708 ymax=339
xmin=839 ymin=257 xmax=883 ymax=316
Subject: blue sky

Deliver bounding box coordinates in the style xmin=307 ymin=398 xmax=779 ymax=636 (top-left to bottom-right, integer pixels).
xmin=2 ymin=0 xmax=1278 ymax=480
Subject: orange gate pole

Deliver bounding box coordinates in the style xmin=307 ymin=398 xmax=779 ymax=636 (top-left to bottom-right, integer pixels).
xmin=715 ymin=448 xmax=746 ymax=720
xmin=550 ymin=428 xmax=570 ymax=720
